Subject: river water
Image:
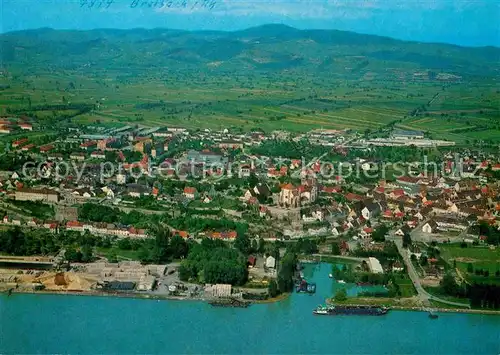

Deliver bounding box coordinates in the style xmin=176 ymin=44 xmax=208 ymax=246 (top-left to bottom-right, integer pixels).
xmin=1 ymin=263 xmax=499 ymax=354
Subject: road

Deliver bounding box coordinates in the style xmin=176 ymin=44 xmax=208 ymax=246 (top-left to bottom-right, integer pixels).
xmin=393 ymin=238 xmax=470 ymax=309
xmin=410 ymin=219 xmax=468 ymax=244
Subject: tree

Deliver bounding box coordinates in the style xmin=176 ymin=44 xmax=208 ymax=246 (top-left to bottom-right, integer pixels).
xmin=65 ymin=246 xmax=82 ymax=263
xmin=268 ymin=279 xmax=279 ymax=298
xmin=169 ymin=235 xmax=189 ymax=259
xmin=108 ymin=250 xmax=118 ymax=263
xmin=420 ymin=255 xmax=428 ymax=266
xmin=334 ymin=288 xmax=347 ymax=302
xmin=402 ymin=233 xmax=412 ymax=248
xmin=331 ymin=242 xmax=341 ymax=255
xmin=250 ymin=239 xmax=258 ymax=254
xmin=247 ymin=173 xmax=259 ymax=188
xmin=81 ymin=244 xmax=93 ymax=263
xmin=234 ymin=234 xmax=251 ymax=255
xmin=118 ymin=238 xmax=132 ymax=250
xmin=258 ymin=237 xmax=266 ymax=254
xmin=372 ymin=225 xmax=389 ymax=242
xmin=440 ymin=273 xmax=459 ymax=296
xmin=148 ymin=225 xmax=171 ymax=264
xmin=277 ymin=252 xmax=297 ymax=293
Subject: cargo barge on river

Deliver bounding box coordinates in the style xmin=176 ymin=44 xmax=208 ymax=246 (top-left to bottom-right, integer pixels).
xmin=313 ymin=304 xmax=389 ymax=316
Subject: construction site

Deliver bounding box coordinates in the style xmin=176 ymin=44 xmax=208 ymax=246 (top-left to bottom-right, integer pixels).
xmin=0 ymin=257 xmax=166 ymax=294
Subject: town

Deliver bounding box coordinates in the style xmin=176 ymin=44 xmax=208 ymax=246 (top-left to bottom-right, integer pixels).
xmin=0 ymin=116 xmax=499 ymax=310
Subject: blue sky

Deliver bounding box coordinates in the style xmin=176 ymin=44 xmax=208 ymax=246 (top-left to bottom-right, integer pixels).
xmin=2 ymin=0 xmax=499 ymax=46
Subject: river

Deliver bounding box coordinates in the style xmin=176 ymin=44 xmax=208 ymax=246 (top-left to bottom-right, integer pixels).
xmin=1 ymin=263 xmax=499 ymax=354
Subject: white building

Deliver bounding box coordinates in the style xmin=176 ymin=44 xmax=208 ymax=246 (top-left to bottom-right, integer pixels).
xmin=265 ymin=256 xmax=276 ymax=268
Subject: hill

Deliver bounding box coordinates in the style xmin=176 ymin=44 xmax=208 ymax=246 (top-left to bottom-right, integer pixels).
xmin=2 ymin=25 xmax=499 ymax=75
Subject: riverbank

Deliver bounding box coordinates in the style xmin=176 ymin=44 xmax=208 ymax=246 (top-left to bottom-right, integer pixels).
xmin=1 ymin=286 xmax=289 ymax=305
xmin=253 ymin=292 xmax=290 ymax=304
xmin=5 ymin=287 xmax=499 ymax=316
xmin=2 ymin=287 xmax=201 ymax=302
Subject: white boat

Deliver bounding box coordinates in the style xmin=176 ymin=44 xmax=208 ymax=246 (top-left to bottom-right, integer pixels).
xmin=338 ymin=280 xmax=346 ymax=284
xmin=328 ymin=274 xmax=333 ymax=278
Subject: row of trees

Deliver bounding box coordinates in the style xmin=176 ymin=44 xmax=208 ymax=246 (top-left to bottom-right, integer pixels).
xmin=331 ymin=264 xmax=391 ymax=285
xmin=136 ymin=226 xmax=189 ymax=264
xmin=440 ymin=272 xmax=500 ymax=309
xmin=79 ymin=203 xmax=151 ymax=226
xmin=168 ymin=215 xmax=248 ymax=236
xmin=468 ymin=284 xmax=500 ymax=309
xmin=0 ymin=227 xmax=60 ymax=256
xmin=276 ymin=251 xmax=298 ymax=294
xmin=353 ymin=241 xmax=400 ymax=265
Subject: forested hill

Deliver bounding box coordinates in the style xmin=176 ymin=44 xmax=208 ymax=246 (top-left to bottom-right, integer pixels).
xmin=2 ymin=24 xmax=499 ymax=78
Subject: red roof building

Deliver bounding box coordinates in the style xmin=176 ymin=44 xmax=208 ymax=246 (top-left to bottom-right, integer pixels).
xmin=19 ymin=123 xmax=33 ymax=131
xmin=184 ymin=187 xmax=197 ymax=195
xmin=248 ymin=256 xmax=257 ymax=267
xmin=12 ymin=138 xmax=28 ymax=148
xmin=21 ymin=144 xmax=35 ymax=151
xmin=39 ymin=144 xmax=54 ymax=152
xmin=345 ymin=193 xmax=364 ymax=202
xmin=80 ymin=140 xmax=97 ymax=149
xmin=322 ymin=186 xmax=342 ymax=193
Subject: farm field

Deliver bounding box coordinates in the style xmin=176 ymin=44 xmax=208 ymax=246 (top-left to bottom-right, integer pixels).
xmin=3 ymin=73 xmax=499 ymax=142
xmin=439 ymin=244 xmax=500 ymax=284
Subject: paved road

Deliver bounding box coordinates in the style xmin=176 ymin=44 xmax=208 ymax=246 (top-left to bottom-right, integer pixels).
xmin=393 ymin=238 xmax=470 ymax=308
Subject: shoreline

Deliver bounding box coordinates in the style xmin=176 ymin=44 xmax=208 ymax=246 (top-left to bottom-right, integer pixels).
xmin=3 ymin=288 xmax=205 ymax=302
xmin=3 ymin=288 xmax=500 ymax=315
xmin=1 ymin=287 xmax=290 ymax=305
xmin=325 ymin=298 xmax=500 ymax=316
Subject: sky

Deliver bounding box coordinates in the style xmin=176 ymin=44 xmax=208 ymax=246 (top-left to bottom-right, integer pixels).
xmin=2 ymin=0 xmax=499 ymax=46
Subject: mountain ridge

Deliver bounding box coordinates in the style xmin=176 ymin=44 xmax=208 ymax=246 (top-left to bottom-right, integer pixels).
xmin=4 ymin=24 xmax=499 ymax=49
xmin=2 ymin=24 xmax=499 ymax=78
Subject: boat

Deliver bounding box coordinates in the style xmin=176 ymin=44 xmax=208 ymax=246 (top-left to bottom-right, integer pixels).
xmin=424 ymin=307 xmax=439 ymax=319
xmin=313 ymin=304 xmax=390 ymax=316
xmin=427 ymin=309 xmax=439 ymax=319
xmin=328 ymin=274 xmax=333 ymax=278
xmin=337 ymin=280 xmax=346 ymax=284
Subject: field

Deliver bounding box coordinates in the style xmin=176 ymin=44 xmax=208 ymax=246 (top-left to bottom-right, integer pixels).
xmin=394 ymin=274 xmax=417 ymax=297
xmin=1 ymin=26 xmax=499 ymax=142
xmin=2 ymin=73 xmax=499 ymax=143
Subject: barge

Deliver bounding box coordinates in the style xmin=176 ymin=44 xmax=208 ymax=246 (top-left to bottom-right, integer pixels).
xmin=208 ymin=298 xmax=251 ymax=308
xmin=313 ymin=304 xmax=390 ymax=316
